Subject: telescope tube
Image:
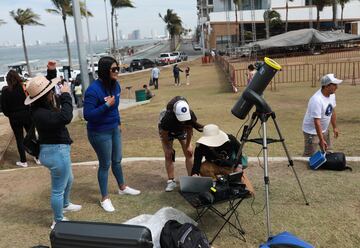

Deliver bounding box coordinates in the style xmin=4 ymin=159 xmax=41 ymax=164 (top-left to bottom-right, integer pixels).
xmin=231 ymin=57 xmax=282 ymax=119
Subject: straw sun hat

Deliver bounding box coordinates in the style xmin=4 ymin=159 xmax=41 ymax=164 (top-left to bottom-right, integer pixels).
xmin=24 ymin=76 xmax=60 ymax=105
xmin=196 ymin=124 xmax=229 ymax=147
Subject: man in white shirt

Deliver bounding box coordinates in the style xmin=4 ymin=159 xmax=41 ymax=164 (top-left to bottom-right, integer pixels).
xmin=151 ymin=66 xmax=160 ymax=89
xmin=302 ymin=74 xmax=342 ymax=156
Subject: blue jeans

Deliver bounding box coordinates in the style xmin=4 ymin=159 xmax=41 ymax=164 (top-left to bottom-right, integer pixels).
xmin=88 ymin=127 xmax=124 ymax=197
xmin=39 ymin=144 xmax=73 ymax=222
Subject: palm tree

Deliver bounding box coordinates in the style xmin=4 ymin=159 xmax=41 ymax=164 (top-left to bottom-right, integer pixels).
xmin=159 ymin=9 xmax=183 ymax=51
xmin=338 ymin=0 xmax=350 ymax=32
xmin=233 ymin=0 xmax=245 ymax=46
xmin=285 ymin=0 xmax=294 ymax=32
xmin=10 ymin=8 xmax=44 ymax=77
xmin=263 ymin=10 xmax=282 ymax=37
xmin=332 ymin=0 xmax=338 ymax=28
xmin=46 ymin=0 xmax=92 ymax=68
xmin=110 ymin=0 xmax=134 ymax=53
xmin=313 ymin=0 xmax=331 ymax=30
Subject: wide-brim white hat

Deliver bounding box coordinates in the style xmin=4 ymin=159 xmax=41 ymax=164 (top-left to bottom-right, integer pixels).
xmin=24 ymin=76 xmax=60 ymax=105
xmin=197 ymin=124 xmax=229 ymax=147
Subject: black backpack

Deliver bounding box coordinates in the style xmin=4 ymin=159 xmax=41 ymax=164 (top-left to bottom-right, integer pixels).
xmin=160 ymin=220 xmax=210 ymax=248
xmin=320 ymin=152 xmax=352 ymax=171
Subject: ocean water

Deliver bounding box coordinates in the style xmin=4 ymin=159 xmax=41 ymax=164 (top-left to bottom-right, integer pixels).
xmin=0 ymin=39 xmax=156 ymax=74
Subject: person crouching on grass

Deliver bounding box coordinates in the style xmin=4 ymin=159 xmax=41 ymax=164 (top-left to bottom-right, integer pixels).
xmin=191 ymin=124 xmax=254 ymax=195
xmin=158 ymin=96 xmax=203 ymax=192
xmin=83 ymin=56 xmax=140 ymax=213
xmin=24 ymin=76 xmax=82 ymax=229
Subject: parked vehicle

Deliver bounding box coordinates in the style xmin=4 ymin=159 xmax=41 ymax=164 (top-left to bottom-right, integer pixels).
xmin=129 ymin=59 xmax=155 ymax=72
xmin=193 ymin=44 xmax=202 ymax=51
xmin=170 ymin=51 xmax=188 ymax=62
xmin=0 ymin=74 xmax=7 ymax=112
xmin=179 ymin=51 xmax=188 ymax=61
xmin=156 ymin=53 xmax=177 ymax=65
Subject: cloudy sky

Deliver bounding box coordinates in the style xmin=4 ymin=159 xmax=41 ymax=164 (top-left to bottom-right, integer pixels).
xmin=0 ymin=0 xmax=197 ymax=45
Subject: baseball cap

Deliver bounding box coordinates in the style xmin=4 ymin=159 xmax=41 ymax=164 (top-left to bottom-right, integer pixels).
xmin=173 ymin=100 xmax=191 ymax=122
xmin=320 ymin=74 xmax=342 ymax=86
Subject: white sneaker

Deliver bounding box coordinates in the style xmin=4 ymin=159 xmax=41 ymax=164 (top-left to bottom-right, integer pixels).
xmin=100 ymin=199 xmax=115 ymax=212
xmin=16 ymin=161 xmax=28 ymax=168
xmin=50 ymin=216 xmax=69 ymax=230
xmin=119 ymin=186 xmax=141 ymax=196
xmin=63 ymin=203 xmax=82 ymax=213
xmin=33 ymin=157 xmax=41 ymax=165
xmin=165 ymin=179 xmax=177 ymax=192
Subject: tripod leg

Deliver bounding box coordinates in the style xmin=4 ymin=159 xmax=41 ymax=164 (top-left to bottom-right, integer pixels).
xmin=271 ymin=114 xmax=310 ymax=206
xmin=261 ymin=120 xmax=272 ymax=239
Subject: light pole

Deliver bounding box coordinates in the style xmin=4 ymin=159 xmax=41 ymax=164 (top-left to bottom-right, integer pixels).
xmin=72 ymin=0 xmax=90 ymax=91
xmin=104 ymin=0 xmax=111 ymax=54
xmin=85 ymin=0 xmax=95 ymax=79
xmin=200 ymin=0 xmax=206 ymax=55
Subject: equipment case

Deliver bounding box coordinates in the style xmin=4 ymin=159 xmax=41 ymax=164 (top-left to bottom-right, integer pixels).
xmin=50 ymin=221 xmax=153 ymax=248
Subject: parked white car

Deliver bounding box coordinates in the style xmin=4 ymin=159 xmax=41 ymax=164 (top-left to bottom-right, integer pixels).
xmin=156 ymin=53 xmax=177 ymax=65
xmin=0 ymin=74 xmax=7 ymax=91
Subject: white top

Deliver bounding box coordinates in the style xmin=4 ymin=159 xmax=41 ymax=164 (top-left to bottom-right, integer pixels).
xmin=74 ymin=85 xmax=82 ymax=95
xmin=302 ymin=89 xmax=336 ymax=135
xmin=151 ymin=67 xmax=160 ymax=79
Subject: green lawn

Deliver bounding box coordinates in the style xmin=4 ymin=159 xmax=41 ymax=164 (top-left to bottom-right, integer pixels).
xmin=1 ymin=59 xmax=359 ymax=247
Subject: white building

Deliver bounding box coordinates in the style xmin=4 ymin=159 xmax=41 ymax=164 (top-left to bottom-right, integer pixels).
xmin=197 ymin=0 xmax=360 ymax=49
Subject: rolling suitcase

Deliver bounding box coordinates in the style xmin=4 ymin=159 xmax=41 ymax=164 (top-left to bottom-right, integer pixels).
xmin=50 ymin=221 xmax=153 ymax=248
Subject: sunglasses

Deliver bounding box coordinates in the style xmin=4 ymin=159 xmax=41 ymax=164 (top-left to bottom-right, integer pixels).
xmin=110 ymin=67 xmax=120 ymax=73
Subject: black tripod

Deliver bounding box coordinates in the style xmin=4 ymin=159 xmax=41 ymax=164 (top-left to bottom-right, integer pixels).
xmin=236 ymin=110 xmax=310 ymax=238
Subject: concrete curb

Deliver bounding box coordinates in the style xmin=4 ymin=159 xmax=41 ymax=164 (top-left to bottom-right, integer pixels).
xmin=1 ymin=156 xmax=359 ymax=173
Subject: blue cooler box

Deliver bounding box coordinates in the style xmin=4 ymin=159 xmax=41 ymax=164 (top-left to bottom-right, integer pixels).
xmin=309 ymin=151 xmax=326 ymax=170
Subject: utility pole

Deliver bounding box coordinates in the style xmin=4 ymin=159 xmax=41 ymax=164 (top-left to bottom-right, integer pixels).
xmin=73 ymin=0 xmax=90 ymax=91
xmin=85 ymin=0 xmax=95 ymax=79
xmin=104 ymin=0 xmax=111 ymax=54
xmin=200 ymin=0 xmax=206 ymax=55
xmin=309 ymin=0 xmax=313 ymax=29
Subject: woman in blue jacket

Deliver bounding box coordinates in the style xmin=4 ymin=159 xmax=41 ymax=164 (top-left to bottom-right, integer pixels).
xmin=84 ymin=56 xmax=140 ymax=212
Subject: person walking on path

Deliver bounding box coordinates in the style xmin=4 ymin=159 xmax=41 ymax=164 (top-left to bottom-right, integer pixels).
xmin=158 ymin=96 xmax=203 ymax=192
xmin=302 ymin=74 xmax=342 ymax=156
xmin=74 ymin=82 xmax=83 ymax=108
xmin=83 ymin=56 xmax=140 ymax=213
xmin=185 ymin=66 xmax=190 ymax=85
xmin=1 ymin=70 xmax=40 ymax=167
xmin=25 ymin=76 xmax=82 ymax=229
xmin=173 ymin=64 xmax=183 ymax=86
xmin=151 ymin=65 xmax=160 ymax=89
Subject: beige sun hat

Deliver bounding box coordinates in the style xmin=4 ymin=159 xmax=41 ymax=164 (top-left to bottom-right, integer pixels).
xmin=196 ymin=124 xmax=229 ymax=147
xmin=24 ymin=76 xmax=60 ymax=105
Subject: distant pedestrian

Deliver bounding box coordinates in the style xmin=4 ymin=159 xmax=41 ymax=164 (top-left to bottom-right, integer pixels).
xmin=83 ymin=56 xmax=140 ymax=213
xmin=74 ymin=82 xmax=83 ymax=108
xmin=143 ymin=84 xmax=154 ymax=100
xmin=185 ymin=66 xmax=190 ymax=85
xmin=1 ymin=70 xmax=40 ymax=167
xmin=173 ymin=64 xmax=183 ymax=86
xmin=247 ymin=64 xmax=256 ymax=85
xmin=151 ymin=65 xmax=160 ymax=89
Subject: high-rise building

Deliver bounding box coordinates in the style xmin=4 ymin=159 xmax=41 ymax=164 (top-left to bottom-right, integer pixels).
xmin=132 ymin=29 xmax=141 ymax=40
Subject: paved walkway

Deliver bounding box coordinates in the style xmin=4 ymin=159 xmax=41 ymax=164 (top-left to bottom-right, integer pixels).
xmin=0 ymin=98 xmax=149 ymax=163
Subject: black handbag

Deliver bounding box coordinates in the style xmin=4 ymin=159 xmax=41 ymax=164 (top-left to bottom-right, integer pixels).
xmin=23 ymin=125 xmax=40 ymax=157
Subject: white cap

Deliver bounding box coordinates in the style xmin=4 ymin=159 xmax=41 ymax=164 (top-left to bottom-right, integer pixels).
xmin=173 ymin=100 xmax=191 ymax=122
xmin=320 ymin=74 xmax=342 ymax=86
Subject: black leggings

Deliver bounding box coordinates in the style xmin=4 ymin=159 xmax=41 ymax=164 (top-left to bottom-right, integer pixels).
xmin=9 ymin=117 xmax=32 ymax=162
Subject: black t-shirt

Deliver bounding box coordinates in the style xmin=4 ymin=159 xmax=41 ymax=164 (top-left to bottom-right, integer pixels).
xmin=159 ymin=110 xmax=198 ymax=134
xmin=191 ymin=134 xmax=240 ymax=175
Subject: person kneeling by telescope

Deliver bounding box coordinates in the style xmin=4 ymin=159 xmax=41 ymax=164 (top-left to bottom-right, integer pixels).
xmin=191 ymin=124 xmax=255 ymax=195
